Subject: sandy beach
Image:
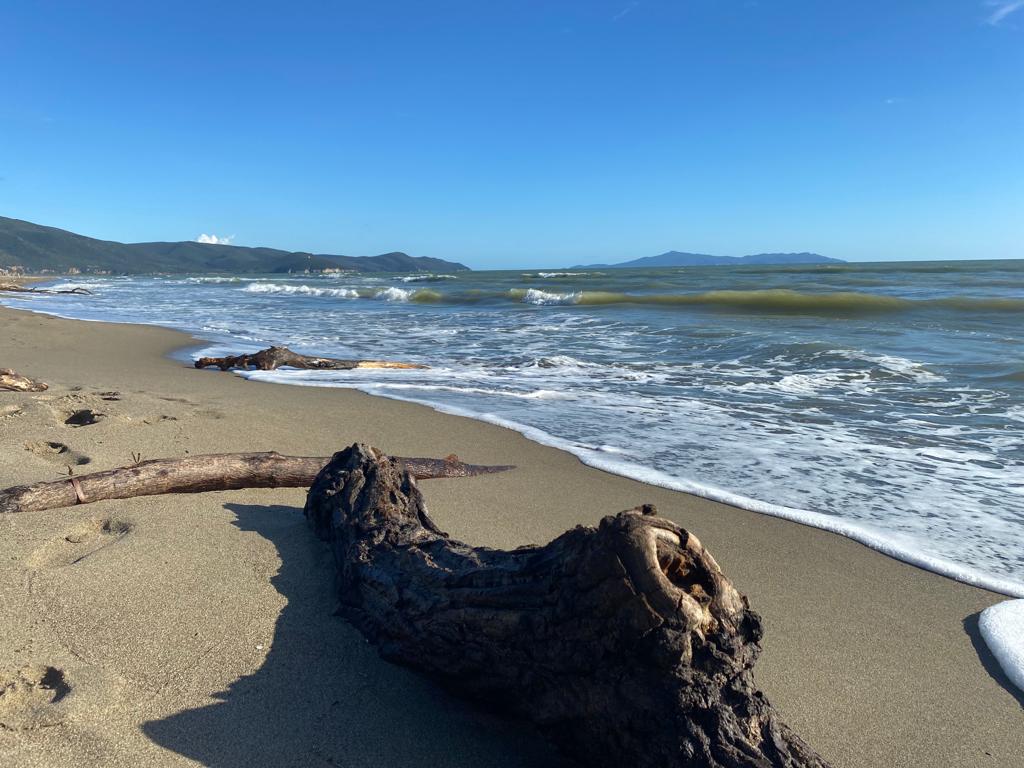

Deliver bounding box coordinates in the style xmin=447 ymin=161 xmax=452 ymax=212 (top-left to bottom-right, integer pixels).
xmin=1 ymin=302 xmax=1021 ymax=767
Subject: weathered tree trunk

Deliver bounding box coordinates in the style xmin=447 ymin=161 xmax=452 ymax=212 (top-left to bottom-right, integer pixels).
xmin=194 ymin=346 xmax=426 ymax=371
xmin=0 ymin=283 xmax=92 ymax=295
xmin=0 ymin=368 xmax=48 ymax=392
xmin=0 ymin=452 xmax=512 ymax=515
xmin=306 ymin=444 xmax=831 ymax=768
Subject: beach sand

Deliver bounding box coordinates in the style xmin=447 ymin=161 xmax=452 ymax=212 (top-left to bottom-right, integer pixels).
xmin=1 ymin=303 xmax=1021 ymax=767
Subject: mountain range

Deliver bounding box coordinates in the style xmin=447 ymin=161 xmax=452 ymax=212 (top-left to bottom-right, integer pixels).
xmin=0 ymin=216 xmax=469 ymax=275
xmin=574 ymin=251 xmax=843 ymax=269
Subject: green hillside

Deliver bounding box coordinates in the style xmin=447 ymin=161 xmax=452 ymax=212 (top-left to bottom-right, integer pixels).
xmin=0 ymin=216 xmax=469 ymax=274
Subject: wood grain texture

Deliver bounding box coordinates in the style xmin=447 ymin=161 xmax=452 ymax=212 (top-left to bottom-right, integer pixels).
xmin=305 ymin=443 xmax=832 ymax=768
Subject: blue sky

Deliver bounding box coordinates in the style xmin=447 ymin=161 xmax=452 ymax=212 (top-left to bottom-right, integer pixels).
xmin=2 ymin=1 xmax=1021 ymax=268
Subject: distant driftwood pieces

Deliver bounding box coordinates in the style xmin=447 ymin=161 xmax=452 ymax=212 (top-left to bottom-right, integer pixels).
xmin=305 ymin=444 xmax=832 ymax=768
xmin=0 ymin=369 xmax=48 ymax=392
xmin=0 ymin=451 xmax=513 ymax=515
xmin=0 ymin=282 xmax=92 ymax=295
xmin=194 ymin=345 xmax=427 ymax=372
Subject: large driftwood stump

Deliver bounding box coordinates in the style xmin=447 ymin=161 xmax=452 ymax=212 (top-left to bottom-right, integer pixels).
xmin=194 ymin=346 xmax=426 ymax=371
xmin=0 ymin=369 xmax=48 ymax=392
xmin=0 ymin=452 xmax=512 ymax=515
xmin=305 ymin=444 xmax=831 ymax=768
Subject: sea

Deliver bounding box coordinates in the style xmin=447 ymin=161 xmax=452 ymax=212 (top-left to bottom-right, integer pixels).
xmin=4 ymin=260 xmax=1023 ymax=596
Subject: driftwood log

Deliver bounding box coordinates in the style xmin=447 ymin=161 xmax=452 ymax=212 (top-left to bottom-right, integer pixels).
xmin=0 ymin=282 xmax=92 ymax=295
xmin=0 ymin=368 xmax=48 ymax=392
xmin=305 ymin=444 xmax=831 ymax=768
xmin=194 ymin=346 xmax=426 ymax=372
xmin=0 ymin=452 xmax=512 ymax=515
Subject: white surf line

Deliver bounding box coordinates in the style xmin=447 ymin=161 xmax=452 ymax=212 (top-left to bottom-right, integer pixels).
xmin=979 ymin=600 xmax=1024 ymax=694
xmin=237 ymin=366 xmax=1024 ymax=599
xmin=3 ymin=292 xmax=1021 ymax=600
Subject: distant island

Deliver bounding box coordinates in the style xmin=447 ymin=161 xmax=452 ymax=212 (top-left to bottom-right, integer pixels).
xmin=574 ymin=251 xmax=844 ymax=269
xmin=0 ymin=216 xmax=469 ymax=275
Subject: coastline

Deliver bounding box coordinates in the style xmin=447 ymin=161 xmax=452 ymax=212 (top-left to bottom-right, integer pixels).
xmin=11 ymin=277 xmax=1024 ymax=599
xmin=1 ymin=304 xmax=1022 ymax=766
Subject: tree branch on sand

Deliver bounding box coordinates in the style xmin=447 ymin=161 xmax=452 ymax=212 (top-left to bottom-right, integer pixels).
xmin=0 ymin=439 xmax=831 ymax=766
xmin=304 ymin=443 xmax=833 ymax=768
xmin=0 ymin=451 xmax=512 ymax=515
xmin=194 ymin=346 xmax=426 ymax=372
xmin=0 ymin=369 xmax=48 ymax=392
xmin=0 ymin=282 xmax=92 ymax=295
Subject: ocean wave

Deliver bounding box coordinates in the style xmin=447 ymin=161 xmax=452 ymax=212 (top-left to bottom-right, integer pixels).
xmin=241 ymin=282 xmax=440 ymax=302
xmin=523 ymin=271 xmax=599 ymax=278
xmin=400 ymin=287 xmax=1024 ymax=314
xmin=837 ymin=350 xmax=945 ymax=383
xmin=45 ymin=281 xmax=112 ymax=292
xmin=234 ymin=366 xmax=1024 ymax=598
xmin=243 ymin=282 xmax=360 ymax=298
xmin=554 ymin=289 xmax=1024 ymax=315
xmin=399 ymin=274 xmax=458 ymax=283
xmin=373 ymin=286 xmax=442 ymax=302
xmin=512 ymin=288 xmax=582 ymax=305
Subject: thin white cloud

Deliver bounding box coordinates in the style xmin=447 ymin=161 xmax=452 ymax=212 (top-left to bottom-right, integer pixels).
xmin=196 ymin=233 xmax=235 ymax=245
xmin=985 ymin=0 xmax=1024 ymax=25
xmin=613 ymin=1 xmax=639 ymax=22
xmin=884 ymin=97 xmax=905 ymax=105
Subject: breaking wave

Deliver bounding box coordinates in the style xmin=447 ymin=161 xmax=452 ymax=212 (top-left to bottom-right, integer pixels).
xmin=512 ymin=288 xmax=582 ymax=305
xmin=241 ymin=283 xmax=440 ymax=302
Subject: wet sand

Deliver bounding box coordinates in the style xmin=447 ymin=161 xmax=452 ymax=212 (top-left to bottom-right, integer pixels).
xmin=1 ymin=303 xmax=1021 ymax=767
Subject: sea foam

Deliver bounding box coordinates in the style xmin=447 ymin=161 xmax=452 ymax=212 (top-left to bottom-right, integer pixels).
xmin=979 ymin=600 xmax=1024 ymax=694
xmin=7 ymin=266 xmax=1024 ymax=599
xmin=243 ymin=282 xmax=359 ymax=298
xmin=514 ymin=288 xmax=582 ymax=305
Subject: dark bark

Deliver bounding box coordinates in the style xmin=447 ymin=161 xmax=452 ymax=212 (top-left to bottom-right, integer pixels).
xmin=0 ymin=368 xmax=48 ymax=392
xmin=0 ymin=452 xmax=513 ymax=515
xmin=0 ymin=283 xmax=92 ymax=295
xmin=305 ymin=444 xmax=832 ymax=768
xmin=194 ymin=345 xmax=426 ymax=372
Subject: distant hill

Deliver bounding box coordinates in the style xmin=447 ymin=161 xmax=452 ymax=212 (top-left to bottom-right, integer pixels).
xmin=0 ymin=216 xmax=470 ymax=275
xmin=575 ymin=251 xmax=843 ymax=269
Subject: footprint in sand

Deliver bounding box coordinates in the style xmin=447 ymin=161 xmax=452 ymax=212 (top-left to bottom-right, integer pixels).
xmin=24 ymin=440 xmax=92 ymax=466
xmin=28 ymin=517 xmax=134 ymax=569
xmin=0 ymin=664 xmax=72 ymax=730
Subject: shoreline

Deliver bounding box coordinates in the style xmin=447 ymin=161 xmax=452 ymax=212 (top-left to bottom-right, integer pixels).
xmin=8 ymin=286 xmax=1024 ymax=598
xmin=1 ymin=304 xmax=1022 ymax=766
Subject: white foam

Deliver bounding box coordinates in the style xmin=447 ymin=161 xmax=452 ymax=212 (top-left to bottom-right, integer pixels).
xmin=519 ymin=288 xmax=581 ymax=305
xmin=838 ymin=349 xmax=946 ymax=383
xmin=399 ymin=274 xmax=457 ymax=283
xmin=7 ymin=277 xmax=1024 ymax=600
xmin=979 ymin=600 xmax=1024 ymax=693
xmin=242 ymin=282 xmax=359 ymax=298
xmin=373 ymin=287 xmax=413 ymax=301
xmin=229 ymin=364 xmax=1024 ymax=598
xmin=47 ymin=281 xmax=111 ymax=292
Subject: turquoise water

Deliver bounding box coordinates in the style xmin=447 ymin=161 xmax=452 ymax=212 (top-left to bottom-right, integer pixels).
xmin=5 ymin=260 xmax=1023 ymax=594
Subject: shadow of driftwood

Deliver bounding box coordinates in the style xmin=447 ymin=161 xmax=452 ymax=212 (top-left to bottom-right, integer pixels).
xmin=963 ymin=611 xmax=1024 ymax=710
xmin=143 ymin=503 xmax=567 ymax=768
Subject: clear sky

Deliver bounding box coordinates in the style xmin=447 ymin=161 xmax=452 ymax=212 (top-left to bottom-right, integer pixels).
xmin=2 ymin=1 xmax=1022 ymax=269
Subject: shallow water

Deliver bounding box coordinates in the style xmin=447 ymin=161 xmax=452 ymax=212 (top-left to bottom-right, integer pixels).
xmin=5 ymin=260 xmax=1023 ymax=594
